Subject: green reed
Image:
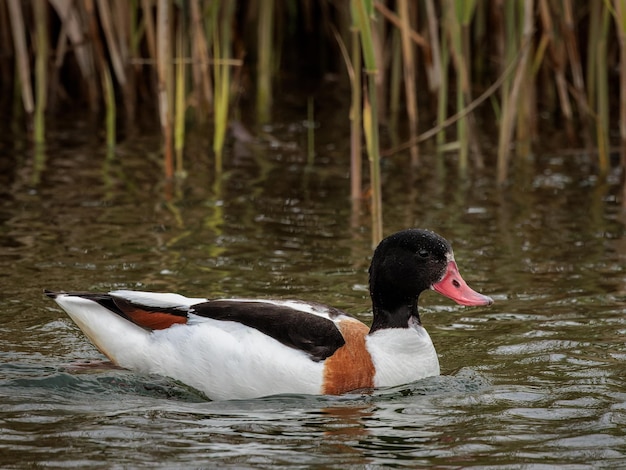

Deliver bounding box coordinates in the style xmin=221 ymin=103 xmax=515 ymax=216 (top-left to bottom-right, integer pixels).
xmin=211 ymin=1 xmax=236 ymax=174
xmin=345 ymin=12 xmax=362 ymax=203
xmin=397 ymin=0 xmax=419 ymax=166
xmin=257 ymin=0 xmax=275 ymax=124
xmin=7 ymin=1 xmax=33 ymax=122
xmin=6 ymin=0 xmax=626 ymax=222
xmin=446 ymin=0 xmax=475 ymax=174
xmin=103 ymin=66 xmax=116 ymax=150
xmin=497 ymin=1 xmax=534 ymax=185
xmin=593 ymin=2 xmax=610 ymax=176
xmin=34 ymin=0 xmax=47 ymax=145
xmin=174 ymin=22 xmax=186 ymax=177
xmin=388 ymin=27 xmax=402 ymax=135
xmin=353 ymin=0 xmax=383 ymax=246
xmin=156 ymin=0 xmax=174 ymax=180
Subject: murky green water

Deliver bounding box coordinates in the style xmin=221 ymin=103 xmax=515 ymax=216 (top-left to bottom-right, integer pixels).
xmin=2 ymin=113 xmax=626 ymax=468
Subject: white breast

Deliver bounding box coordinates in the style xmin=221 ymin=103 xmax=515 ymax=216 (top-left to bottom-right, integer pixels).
xmin=365 ymin=322 xmax=440 ymax=388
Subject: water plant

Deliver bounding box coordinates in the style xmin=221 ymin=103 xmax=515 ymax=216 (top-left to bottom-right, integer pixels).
xmin=4 ymin=1 xmax=626 ymax=234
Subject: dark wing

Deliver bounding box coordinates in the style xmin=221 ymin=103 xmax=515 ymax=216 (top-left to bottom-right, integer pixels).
xmin=191 ymin=300 xmax=347 ymax=362
xmin=44 ymin=291 xmax=348 ymax=362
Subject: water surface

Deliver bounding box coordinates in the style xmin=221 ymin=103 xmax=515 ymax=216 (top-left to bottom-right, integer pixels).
xmin=1 ymin=116 xmax=626 ymax=468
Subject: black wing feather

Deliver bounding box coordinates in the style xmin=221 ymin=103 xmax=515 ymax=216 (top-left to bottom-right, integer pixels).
xmin=191 ymin=300 xmax=347 ymax=362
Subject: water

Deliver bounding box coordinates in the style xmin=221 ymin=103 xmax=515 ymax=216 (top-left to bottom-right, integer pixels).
xmin=1 ymin=114 xmax=626 ymax=468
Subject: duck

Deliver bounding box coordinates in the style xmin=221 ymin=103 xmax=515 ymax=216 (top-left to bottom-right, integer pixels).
xmin=45 ymin=228 xmax=493 ymax=401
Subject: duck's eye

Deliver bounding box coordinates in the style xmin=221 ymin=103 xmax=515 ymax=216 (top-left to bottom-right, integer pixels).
xmin=417 ymin=249 xmax=429 ymax=258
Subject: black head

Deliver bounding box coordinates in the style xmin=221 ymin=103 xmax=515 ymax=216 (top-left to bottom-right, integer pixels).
xmin=369 ymin=229 xmax=451 ymax=311
xmin=368 ymin=229 xmax=492 ymax=331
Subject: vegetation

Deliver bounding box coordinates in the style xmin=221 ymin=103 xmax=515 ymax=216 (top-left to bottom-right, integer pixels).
xmin=3 ymin=1 xmax=626 ymax=242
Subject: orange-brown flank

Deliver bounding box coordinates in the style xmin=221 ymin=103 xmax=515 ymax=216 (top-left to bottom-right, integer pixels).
xmin=121 ymin=306 xmax=187 ymax=330
xmin=322 ymin=319 xmax=375 ymax=394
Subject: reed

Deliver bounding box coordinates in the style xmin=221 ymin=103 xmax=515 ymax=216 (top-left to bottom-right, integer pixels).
xmin=349 ymin=9 xmax=362 ymax=202
xmin=329 ymin=15 xmax=362 ymax=202
xmin=174 ymin=19 xmax=186 ymax=177
xmin=435 ymin=14 xmax=450 ymax=151
xmin=388 ymin=27 xmax=401 ymax=136
xmin=445 ymin=0 xmax=475 ymax=173
xmin=515 ymin=2 xmax=536 ymax=159
xmin=102 ymin=66 xmax=116 ymax=149
xmin=211 ymin=1 xmax=236 ymax=174
xmin=537 ymin=0 xmax=566 ymax=137
xmin=190 ymin=0 xmax=212 ymax=114
xmin=257 ymin=0 xmax=275 ymax=124
xmin=353 ymin=0 xmax=383 ymax=246
xmin=33 ymin=0 xmax=47 ymax=145
xmin=595 ymin=3 xmax=610 ymax=176
xmin=562 ymin=0 xmax=591 ymax=148
xmin=96 ymin=0 xmax=127 ymax=97
xmin=141 ymin=0 xmax=157 ymax=63
xmin=397 ymin=0 xmax=419 ymax=166
xmin=5 ymin=1 xmax=626 ymax=220
xmin=7 ymin=0 xmax=33 ymax=118
xmin=613 ymin=0 xmax=626 ymax=166
xmin=497 ymin=0 xmax=534 ymax=185
xmin=156 ymin=0 xmax=174 ymax=180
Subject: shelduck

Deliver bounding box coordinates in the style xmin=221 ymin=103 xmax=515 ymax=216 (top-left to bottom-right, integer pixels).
xmin=46 ymin=229 xmax=493 ymax=400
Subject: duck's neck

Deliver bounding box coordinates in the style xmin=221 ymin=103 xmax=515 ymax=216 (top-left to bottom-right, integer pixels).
xmin=369 ymin=300 xmax=420 ymax=333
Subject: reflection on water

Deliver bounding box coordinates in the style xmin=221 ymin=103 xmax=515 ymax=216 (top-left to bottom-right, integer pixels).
xmin=1 ymin=115 xmax=626 ymax=467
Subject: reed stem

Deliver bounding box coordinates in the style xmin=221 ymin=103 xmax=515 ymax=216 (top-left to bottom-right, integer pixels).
xmin=613 ymin=0 xmax=626 ymax=166
xmin=190 ymin=0 xmax=212 ymax=112
xmin=389 ymin=28 xmax=401 ymax=131
xmin=595 ymin=3 xmax=610 ymax=176
xmin=436 ymin=24 xmax=450 ymax=150
xmin=34 ymin=0 xmax=48 ymax=145
xmin=5 ymin=0 xmax=626 ymax=198
xmin=353 ymin=0 xmax=383 ymax=246
xmin=156 ymin=0 xmax=174 ymax=180
xmin=445 ymin=0 xmax=475 ymax=173
xmin=212 ymin=1 xmax=236 ymax=174
xmin=174 ymin=20 xmax=186 ymax=177
xmin=497 ymin=0 xmax=533 ymax=185
xmin=103 ymin=65 xmax=116 ymax=149
xmin=7 ymin=0 xmax=34 ymax=117
xmin=257 ymin=0 xmax=274 ymax=124
xmin=397 ymin=0 xmax=419 ymax=166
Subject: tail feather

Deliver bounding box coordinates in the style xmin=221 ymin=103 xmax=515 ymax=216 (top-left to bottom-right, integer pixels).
xmin=45 ymin=290 xmax=190 ymax=330
xmin=47 ymin=292 xmax=150 ymax=366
